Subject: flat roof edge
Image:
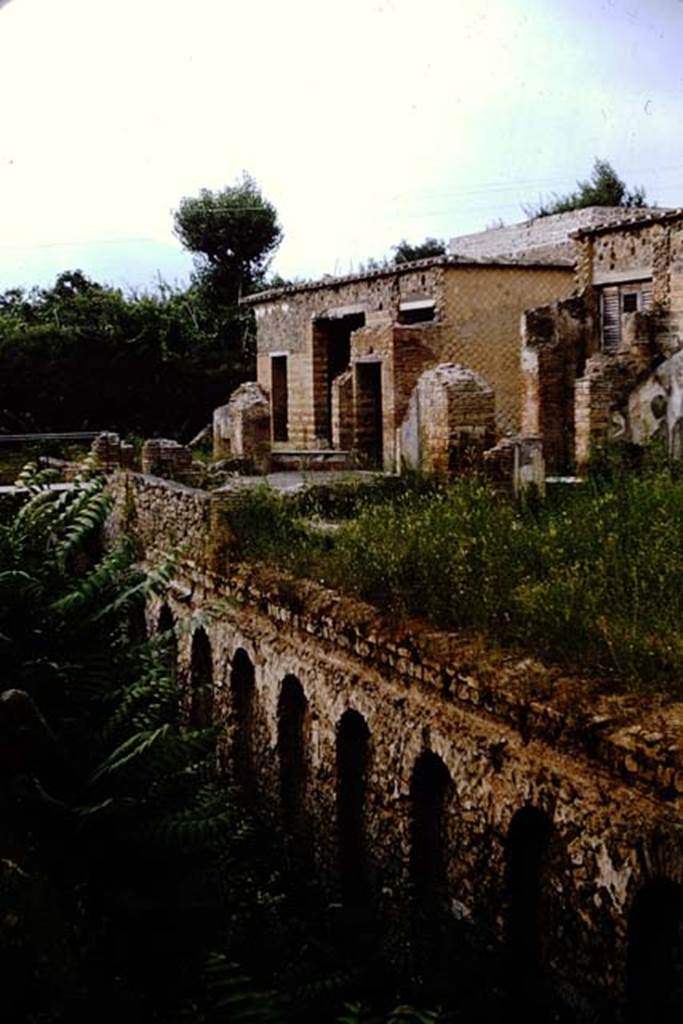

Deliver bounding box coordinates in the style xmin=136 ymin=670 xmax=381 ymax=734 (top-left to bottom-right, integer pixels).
xmin=573 ymin=207 xmax=683 ymax=239
xmin=241 ymin=254 xmax=574 ymax=305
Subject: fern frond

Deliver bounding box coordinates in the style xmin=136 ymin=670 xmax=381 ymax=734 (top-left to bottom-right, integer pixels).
xmin=90 ymin=723 xmax=172 ymax=782
xmin=50 ymin=543 xmax=133 ymax=619
xmin=205 ymin=954 xmax=285 ymax=1023
xmin=55 ymin=488 xmax=112 ymax=568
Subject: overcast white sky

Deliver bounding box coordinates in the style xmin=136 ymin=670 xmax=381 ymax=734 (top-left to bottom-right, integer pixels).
xmin=1 ymin=0 xmax=682 ymax=291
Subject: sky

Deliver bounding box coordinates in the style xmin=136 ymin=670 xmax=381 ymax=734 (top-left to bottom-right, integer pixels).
xmin=1 ymin=0 xmax=682 ymax=292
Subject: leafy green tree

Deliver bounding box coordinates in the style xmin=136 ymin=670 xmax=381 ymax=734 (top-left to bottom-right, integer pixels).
xmin=0 ymin=462 xmax=231 ymax=1021
xmin=173 ymin=173 xmax=283 ymax=300
xmin=0 ymin=271 xmax=253 ymax=438
xmin=392 ymin=237 xmax=446 ymax=264
xmin=522 ymin=158 xmax=648 ymax=218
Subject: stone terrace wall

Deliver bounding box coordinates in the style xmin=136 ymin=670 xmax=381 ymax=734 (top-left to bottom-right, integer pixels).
xmin=107 ymin=472 xmax=216 ymax=569
xmin=110 ymin=472 xmax=683 ymax=1021
xmin=154 ymin=558 xmax=682 ymax=1022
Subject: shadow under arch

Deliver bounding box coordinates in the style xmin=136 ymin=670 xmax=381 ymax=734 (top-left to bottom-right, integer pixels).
xmin=410 ymin=749 xmax=451 ymax=903
xmin=229 ymin=647 xmax=256 ymax=791
xmin=189 ymin=626 xmax=213 ymax=729
xmin=157 ymin=603 xmax=178 ymax=672
xmin=503 ymin=803 xmax=554 ymax=1013
xmin=336 ymin=708 xmax=371 ymax=909
xmin=627 ymin=877 xmax=683 ymax=1023
xmin=277 ymin=675 xmax=309 ymax=836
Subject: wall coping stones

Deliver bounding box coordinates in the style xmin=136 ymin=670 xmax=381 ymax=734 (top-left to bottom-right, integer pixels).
xmin=573 ymin=207 xmax=683 ymax=239
xmin=183 ymin=557 xmax=682 ymax=804
xmin=108 ymin=472 xmax=682 ymax=806
xmin=240 ymin=254 xmax=573 ymax=306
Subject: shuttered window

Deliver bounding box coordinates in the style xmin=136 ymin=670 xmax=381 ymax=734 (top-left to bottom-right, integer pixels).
xmin=600 ymin=279 xmax=653 ymax=352
xmin=601 ymin=286 xmax=621 ymax=352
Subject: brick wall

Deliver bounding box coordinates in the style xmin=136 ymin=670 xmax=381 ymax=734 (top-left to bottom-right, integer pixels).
xmin=400 ymin=364 xmax=495 ymax=476
xmin=440 ymin=265 xmax=575 ymax=435
xmin=248 ymin=263 xmax=573 ymax=461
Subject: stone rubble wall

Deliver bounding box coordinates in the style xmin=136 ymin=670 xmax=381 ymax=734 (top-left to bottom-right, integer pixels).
xmin=109 ymin=471 xmax=682 ymax=1020
xmin=141 ymin=438 xmax=193 ymax=482
xmin=151 ymin=555 xmax=681 ymax=1021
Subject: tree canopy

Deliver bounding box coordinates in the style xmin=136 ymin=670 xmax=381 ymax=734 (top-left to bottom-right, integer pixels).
xmin=392 ymin=236 xmax=446 ymax=264
xmin=522 ymin=158 xmax=648 ymax=219
xmin=0 ymin=271 xmax=254 ymax=438
xmin=173 ymin=173 xmax=283 ymax=299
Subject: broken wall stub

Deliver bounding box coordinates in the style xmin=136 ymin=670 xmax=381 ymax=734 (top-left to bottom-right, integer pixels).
xmin=521 ymin=296 xmax=595 ymax=473
xmin=484 ymin=434 xmax=545 ymax=496
xmin=91 ymin=432 xmax=135 ymax=472
xmin=573 ymin=312 xmax=658 ymax=469
xmin=141 ymin=438 xmax=193 ymax=482
xmin=213 ymin=382 xmax=271 ymax=465
xmin=399 ymin=364 xmax=495 ymax=477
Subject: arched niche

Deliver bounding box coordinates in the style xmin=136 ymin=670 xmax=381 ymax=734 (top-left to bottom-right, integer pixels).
xmin=627 ymin=877 xmax=683 ymax=1023
xmin=336 ymin=709 xmax=371 ymax=907
xmin=230 ymin=648 xmax=255 ymax=789
xmin=503 ymin=803 xmax=554 ymax=1008
xmin=409 ymin=749 xmax=451 ymax=905
xmin=189 ymin=626 xmax=213 ymax=729
xmin=277 ymin=675 xmax=309 ymax=832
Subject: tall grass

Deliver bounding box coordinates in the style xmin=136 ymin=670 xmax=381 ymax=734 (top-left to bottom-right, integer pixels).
xmin=225 ymin=464 xmax=683 ymax=694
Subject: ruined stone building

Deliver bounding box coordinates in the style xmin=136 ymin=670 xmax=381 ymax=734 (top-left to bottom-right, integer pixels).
xmin=237 ymin=256 xmax=573 ymax=473
xmin=217 ymin=206 xmax=667 ymax=478
xmin=522 ymin=209 xmax=683 ymax=472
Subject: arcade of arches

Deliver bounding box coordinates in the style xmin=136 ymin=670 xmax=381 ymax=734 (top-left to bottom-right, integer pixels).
xmin=149 ymin=574 xmax=682 ymax=1023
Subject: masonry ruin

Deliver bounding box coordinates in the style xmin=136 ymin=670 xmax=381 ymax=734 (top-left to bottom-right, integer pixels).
xmin=205 ymin=205 xmax=679 ymax=485
xmin=238 ymin=247 xmax=575 ymax=475
xmin=522 ymin=209 xmax=683 ymax=472
xmin=102 ymin=469 xmax=682 ymax=1023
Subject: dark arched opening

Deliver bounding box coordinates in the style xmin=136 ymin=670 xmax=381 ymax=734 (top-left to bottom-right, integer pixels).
xmin=504 ymin=804 xmax=553 ymax=1001
xmin=336 ymin=709 xmax=370 ymax=908
xmin=409 ymin=750 xmax=452 ymax=983
xmin=157 ymin=604 xmax=178 ymax=676
xmin=230 ymin=648 xmax=255 ymax=790
xmin=410 ymin=750 xmax=451 ymax=905
xmin=189 ymin=627 xmax=213 ymax=729
xmin=277 ymin=675 xmax=308 ymax=833
xmin=627 ymin=878 xmax=683 ymax=1023
xmin=157 ymin=603 xmax=179 ymax=723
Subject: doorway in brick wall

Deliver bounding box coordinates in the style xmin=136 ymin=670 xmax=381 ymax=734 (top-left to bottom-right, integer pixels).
xmin=271 ymin=354 xmax=288 ymax=442
xmin=354 ymin=360 xmax=383 ymax=467
xmin=313 ymin=313 xmax=365 ymax=444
